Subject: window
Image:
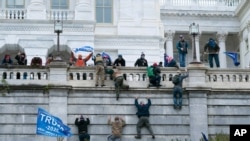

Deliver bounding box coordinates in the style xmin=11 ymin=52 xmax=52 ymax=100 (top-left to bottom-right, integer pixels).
xmin=51 ymin=0 xmax=68 ymax=9
xmin=96 ymin=0 xmax=113 ymax=23
xmin=6 ymin=0 xmax=24 ymax=8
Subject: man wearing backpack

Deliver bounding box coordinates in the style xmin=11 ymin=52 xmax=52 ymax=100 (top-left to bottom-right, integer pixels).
xmin=204 ymin=38 xmax=220 ymax=68
xmin=176 ymin=35 xmax=189 ymax=67
xmin=172 ymin=69 xmax=188 ymax=109
xmin=147 ymin=63 xmax=161 ymax=87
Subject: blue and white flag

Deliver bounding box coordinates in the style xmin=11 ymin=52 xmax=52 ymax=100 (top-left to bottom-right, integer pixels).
xmin=224 ymin=52 xmax=240 ymax=66
xmin=72 ymin=45 xmax=94 ymax=58
xmin=73 ymin=46 xmax=93 ymax=53
xmin=36 ymin=108 xmax=72 ymax=137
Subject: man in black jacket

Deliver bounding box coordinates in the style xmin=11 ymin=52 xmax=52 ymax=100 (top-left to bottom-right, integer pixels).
xmin=75 ymin=115 xmax=90 ymax=141
xmin=134 ymin=52 xmax=148 ymax=67
xmin=134 ymin=97 xmax=155 ymax=139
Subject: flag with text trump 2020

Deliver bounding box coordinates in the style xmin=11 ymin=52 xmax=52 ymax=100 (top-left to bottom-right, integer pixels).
xmin=36 ymin=108 xmax=72 ymax=137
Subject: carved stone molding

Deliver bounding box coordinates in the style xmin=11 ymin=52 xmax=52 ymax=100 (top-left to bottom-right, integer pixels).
xmin=164 ymin=30 xmax=175 ymax=41
xmin=216 ymin=32 xmax=228 ymax=42
xmin=0 ymin=24 xmax=93 ymax=32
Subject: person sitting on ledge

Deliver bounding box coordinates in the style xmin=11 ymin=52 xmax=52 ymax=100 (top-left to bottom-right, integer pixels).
xmin=2 ymin=54 xmax=13 ymax=65
xmin=31 ymin=56 xmax=42 ymax=67
xmin=15 ymin=52 xmax=27 ymax=65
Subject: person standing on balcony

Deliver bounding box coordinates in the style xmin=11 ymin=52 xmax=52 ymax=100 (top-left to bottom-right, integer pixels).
xmin=15 ymin=52 xmax=27 ymax=65
xmin=172 ymin=69 xmax=189 ymax=109
xmin=113 ymin=54 xmax=126 ymax=66
xmin=1 ymin=54 xmax=13 ymax=65
xmin=93 ymin=53 xmax=105 ymax=87
xmin=73 ymin=52 xmax=93 ymax=67
xmin=107 ymin=116 xmax=126 ymax=141
xmin=134 ymin=52 xmax=148 ymax=67
xmin=176 ymin=35 xmax=189 ymax=67
xmin=204 ymin=38 xmax=220 ymax=68
xmin=75 ymin=115 xmax=90 ymax=141
xmin=134 ymin=97 xmax=155 ymax=139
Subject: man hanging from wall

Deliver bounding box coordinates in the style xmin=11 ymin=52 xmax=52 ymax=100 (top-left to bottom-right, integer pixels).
xmin=134 ymin=97 xmax=155 ymax=139
xmin=75 ymin=115 xmax=90 ymax=141
xmin=107 ymin=116 xmax=126 ymax=141
xmin=172 ymin=69 xmax=189 ymax=109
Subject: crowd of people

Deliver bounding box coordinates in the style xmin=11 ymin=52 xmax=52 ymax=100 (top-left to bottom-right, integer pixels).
xmin=1 ymin=36 xmax=221 ymax=68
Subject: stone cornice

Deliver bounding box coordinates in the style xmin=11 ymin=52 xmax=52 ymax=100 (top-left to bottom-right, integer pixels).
xmin=0 ymin=20 xmax=94 ymax=32
xmin=161 ymin=10 xmax=236 ymax=17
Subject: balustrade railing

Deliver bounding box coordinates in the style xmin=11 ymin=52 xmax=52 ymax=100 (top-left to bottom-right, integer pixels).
xmin=47 ymin=10 xmax=74 ymax=20
xmin=0 ymin=66 xmax=250 ymax=89
xmin=0 ymin=9 xmax=26 ymax=19
xmin=160 ymin=0 xmax=242 ymax=8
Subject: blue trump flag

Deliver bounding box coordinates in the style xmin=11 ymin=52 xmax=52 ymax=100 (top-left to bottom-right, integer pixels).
xmin=224 ymin=52 xmax=240 ymax=66
xmin=36 ymin=108 xmax=72 ymax=137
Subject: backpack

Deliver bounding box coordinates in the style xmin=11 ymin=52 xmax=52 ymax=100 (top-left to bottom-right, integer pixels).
xmin=208 ymin=39 xmax=216 ymax=48
xmin=172 ymin=74 xmax=180 ymax=85
xmin=147 ymin=67 xmax=155 ymax=77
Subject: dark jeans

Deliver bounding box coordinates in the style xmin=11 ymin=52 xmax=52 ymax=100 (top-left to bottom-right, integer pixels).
xmin=79 ymin=133 xmax=90 ymax=141
xmin=149 ymin=75 xmax=161 ymax=86
xmin=107 ymin=134 xmax=121 ymax=141
xmin=208 ymin=54 xmax=220 ymax=68
xmin=173 ymin=86 xmax=183 ymax=107
xmin=136 ymin=116 xmax=154 ymax=137
xmin=179 ymin=53 xmax=186 ymax=67
xmin=114 ymin=76 xmax=129 ymax=100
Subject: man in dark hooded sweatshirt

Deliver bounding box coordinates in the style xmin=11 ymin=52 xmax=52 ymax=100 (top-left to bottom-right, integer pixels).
xmin=134 ymin=97 xmax=155 ymax=139
xmin=75 ymin=115 xmax=90 ymax=141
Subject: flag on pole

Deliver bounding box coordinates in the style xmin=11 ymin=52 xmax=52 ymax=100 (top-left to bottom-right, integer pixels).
xmin=201 ymin=132 xmax=209 ymax=141
xmin=36 ymin=108 xmax=72 ymax=137
xmin=224 ymin=52 xmax=240 ymax=66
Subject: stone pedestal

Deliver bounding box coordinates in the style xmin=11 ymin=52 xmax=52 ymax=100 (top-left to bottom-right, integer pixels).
xmin=48 ymin=61 xmax=68 ymax=84
xmin=187 ymin=63 xmax=210 ymax=141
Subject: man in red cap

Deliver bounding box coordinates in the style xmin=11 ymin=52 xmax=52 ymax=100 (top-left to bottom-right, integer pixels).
xmin=147 ymin=63 xmax=161 ymax=87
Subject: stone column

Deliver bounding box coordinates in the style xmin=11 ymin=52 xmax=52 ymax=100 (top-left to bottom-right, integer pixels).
xmin=27 ymin=0 xmax=46 ymax=19
xmin=216 ymin=32 xmax=228 ymax=68
xmin=239 ymin=35 xmax=245 ymax=68
xmin=165 ymin=30 xmax=175 ymax=57
xmin=186 ymin=65 xmax=209 ymax=141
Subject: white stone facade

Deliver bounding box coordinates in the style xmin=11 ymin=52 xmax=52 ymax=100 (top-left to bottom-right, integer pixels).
xmin=0 ymin=0 xmax=249 ymax=68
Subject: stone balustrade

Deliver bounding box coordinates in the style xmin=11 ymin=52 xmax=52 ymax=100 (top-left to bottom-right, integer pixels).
xmin=0 ymin=65 xmax=250 ymax=90
xmin=0 ymin=9 xmax=26 ymax=19
xmin=160 ymin=0 xmax=242 ymax=7
xmin=46 ymin=10 xmax=75 ymax=20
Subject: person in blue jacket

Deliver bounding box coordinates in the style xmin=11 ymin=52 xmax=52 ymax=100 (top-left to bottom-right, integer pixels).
xmin=134 ymin=97 xmax=155 ymax=139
